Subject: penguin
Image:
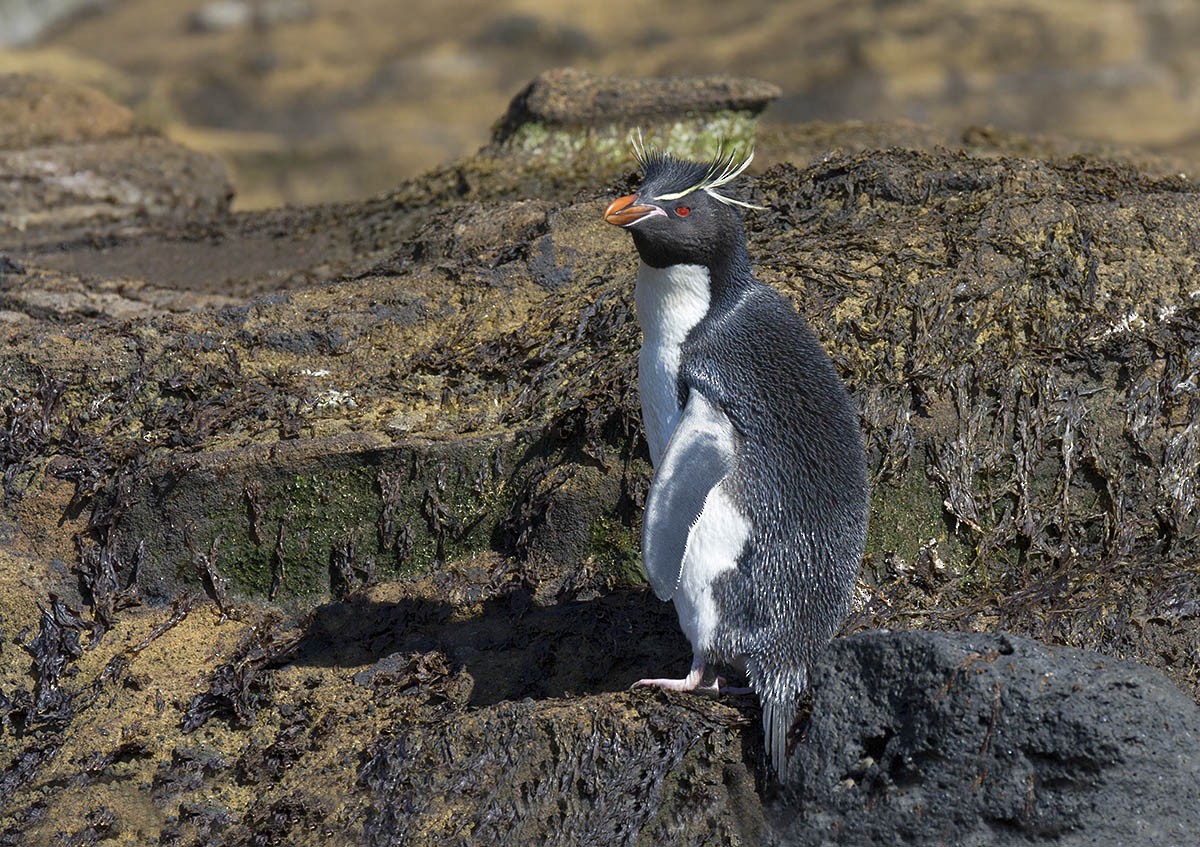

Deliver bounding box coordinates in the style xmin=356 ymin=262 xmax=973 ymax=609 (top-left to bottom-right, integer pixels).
xmin=603 ymin=141 xmax=868 ymax=780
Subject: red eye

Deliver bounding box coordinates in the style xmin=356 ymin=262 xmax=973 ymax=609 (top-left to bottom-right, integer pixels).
xmin=675 ymin=206 xmax=690 ymax=217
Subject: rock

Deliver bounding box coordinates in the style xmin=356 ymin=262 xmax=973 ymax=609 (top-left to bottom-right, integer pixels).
xmin=0 ymin=74 xmax=233 ymax=245
xmin=187 ymin=0 xmax=252 ymax=33
xmin=187 ymin=0 xmax=313 ymax=34
xmin=24 ymin=0 xmax=1200 ymax=208
xmin=775 ymin=631 xmax=1200 ymax=846
xmin=1 ymin=70 xmax=1199 ymax=845
xmin=493 ymin=67 xmax=780 ymax=140
xmin=361 ymin=693 xmax=764 ymax=846
xmin=0 ymin=0 xmax=116 ymax=47
xmin=0 ymin=74 xmax=133 ymax=149
xmin=486 ymin=70 xmax=781 ymax=198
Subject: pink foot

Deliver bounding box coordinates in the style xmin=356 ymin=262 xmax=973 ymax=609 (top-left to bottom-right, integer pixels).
xmin=633 ymin=657 xmax=723 ymax=696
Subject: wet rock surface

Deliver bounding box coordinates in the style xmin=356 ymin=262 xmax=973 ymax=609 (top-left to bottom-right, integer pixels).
xmin=0 ymin=71 xmax=1199 ymax=844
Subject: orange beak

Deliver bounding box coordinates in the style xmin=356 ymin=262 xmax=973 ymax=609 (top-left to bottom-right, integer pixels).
xmin=604 ymin=194 xmax=665 ymax=227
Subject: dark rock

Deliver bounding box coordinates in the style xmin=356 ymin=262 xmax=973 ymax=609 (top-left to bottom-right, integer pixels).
xmin=492 ymin=68 xmax=781 ymax=142
xmin=774 ymin=630 xmax=1200 ymax=846
xmin=361 ymin=693 xmax=765 ymax=846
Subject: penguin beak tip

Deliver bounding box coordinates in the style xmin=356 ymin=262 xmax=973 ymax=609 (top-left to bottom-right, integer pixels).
xmin=604 ymin=194 xmax=637 ymax=225
xmin=604 ymin=195 xmax=663 ymax=227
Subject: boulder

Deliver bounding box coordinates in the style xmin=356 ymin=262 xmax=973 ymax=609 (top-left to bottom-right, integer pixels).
xmin=0 ymin=74 xmax=233 ymax=247
xmin=776 ymin=631 xmax=1200 ymax=846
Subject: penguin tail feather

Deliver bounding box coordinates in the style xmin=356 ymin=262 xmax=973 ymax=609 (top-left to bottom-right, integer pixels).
xmin=762 ymin=692 xmax=798 ymax=783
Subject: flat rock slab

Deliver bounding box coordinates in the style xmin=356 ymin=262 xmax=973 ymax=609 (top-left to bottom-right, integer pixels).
xmin=776 ymin=630 xmax=1200 ymax=846
xmin=494 ymin=67 xmax=781 ymax=140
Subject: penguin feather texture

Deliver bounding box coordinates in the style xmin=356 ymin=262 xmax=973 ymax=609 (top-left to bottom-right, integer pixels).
xmin=609 ymin=143 xmax=868 ymax=782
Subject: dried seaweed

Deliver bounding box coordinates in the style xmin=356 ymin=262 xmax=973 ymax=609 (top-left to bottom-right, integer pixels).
xmin=76 ymin=535 xmax=142 ymax=641
xmin=25 ymin=595 xmax=87 ymax=726
xmin=184 ymin=526 xmax=229 ymax=619
xmin=0 ymin=369 xmax=65 ymax=499
xmin=351 ymin=650 xmax=451 ymax=693
xmin=180 ymin=615 xmax=295 ymax=732
xmin=269 ymin=514 xmax=289 ymax=601
xmin=758 ymin=152 xmax=1199 ymax=590
xmin=243 ymin=479 xmax=265 ymax=546
xmin=361 ymin=694 xmax=757 ymax=845
xmin=329 ymin=538 xmax=375 ymax=599
xmin=377 ymin=468 xmax=417 ymax=570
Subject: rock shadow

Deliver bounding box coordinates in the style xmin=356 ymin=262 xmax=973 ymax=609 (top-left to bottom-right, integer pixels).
xmin=287 ymin=586 xmax=691 ymax=706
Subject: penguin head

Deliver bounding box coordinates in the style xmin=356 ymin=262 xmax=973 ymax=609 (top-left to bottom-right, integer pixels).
xmin=604 ymin=146 xmax=759 ymax=269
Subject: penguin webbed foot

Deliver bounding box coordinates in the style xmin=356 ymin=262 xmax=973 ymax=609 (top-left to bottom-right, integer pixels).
xmin=632 ymin=655 xmax=706 ymax=693
xmin=632 ymin=657 xmax=752 ymax=698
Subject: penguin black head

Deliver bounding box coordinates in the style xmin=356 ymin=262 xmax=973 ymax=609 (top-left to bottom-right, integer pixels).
xmin=604 ymin=143 xmax=759 ymax=270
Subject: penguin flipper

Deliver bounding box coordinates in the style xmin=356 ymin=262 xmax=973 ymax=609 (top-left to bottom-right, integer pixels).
xmin=642 ymin=390 xmax=738 ymax=601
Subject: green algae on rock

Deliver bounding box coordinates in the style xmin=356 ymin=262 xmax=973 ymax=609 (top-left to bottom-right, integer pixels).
xmin=492 ymin=67 xmax=778 ymax=157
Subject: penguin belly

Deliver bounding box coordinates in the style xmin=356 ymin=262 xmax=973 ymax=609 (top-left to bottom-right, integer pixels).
xmin=673 ymin=481 xmax=751 ymax=656
xmin=634 ymin=261 xmax=711 ymax=465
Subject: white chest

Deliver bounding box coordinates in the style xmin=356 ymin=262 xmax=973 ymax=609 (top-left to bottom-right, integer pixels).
xmin=634 ymin=262 xmax=712 ymax=465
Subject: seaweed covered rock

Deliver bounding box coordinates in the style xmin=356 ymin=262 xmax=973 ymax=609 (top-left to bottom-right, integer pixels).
xmin=362 ymin=694 xmax=763 ymax=846
xmin=1 ymin=70 xmax=1199 ymax=844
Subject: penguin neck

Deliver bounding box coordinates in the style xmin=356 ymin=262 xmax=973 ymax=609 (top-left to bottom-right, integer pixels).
xmin=706 ymin=239 xmax=755 ymax=311
xmin=634 ymin=239 xmax=754 ymax=332
xmin=634 ymin=262 xmax=711 ymax=350
xmin=635 ymin=261 xmax=710 ymax=464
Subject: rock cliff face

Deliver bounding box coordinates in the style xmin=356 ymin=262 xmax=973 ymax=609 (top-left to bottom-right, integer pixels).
xmin=0 ymin=72 xmax=1198 ymax=845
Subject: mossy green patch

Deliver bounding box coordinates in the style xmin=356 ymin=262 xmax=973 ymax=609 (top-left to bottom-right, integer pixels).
xmin=864 ymin=458 xmax=966 ymax=584
xmin=501 ymin=112 xmax=760 ymax=168
xmin=588 ymin=515 xmax=645 ymax=588
xmin=113 ymin=435 xmax=531 ymax=605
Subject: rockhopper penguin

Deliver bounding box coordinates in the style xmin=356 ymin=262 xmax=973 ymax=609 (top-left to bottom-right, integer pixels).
xmin=603 ymin=142 xmax=868 ymax=780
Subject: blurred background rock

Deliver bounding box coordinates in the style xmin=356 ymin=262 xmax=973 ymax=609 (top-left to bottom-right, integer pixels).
xmin=2 ymin=0 xmax=1199 ymax=209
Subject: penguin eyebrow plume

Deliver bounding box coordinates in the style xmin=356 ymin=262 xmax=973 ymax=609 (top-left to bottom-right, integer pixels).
xmin=629 ymin=133 xmax=763 ymax=210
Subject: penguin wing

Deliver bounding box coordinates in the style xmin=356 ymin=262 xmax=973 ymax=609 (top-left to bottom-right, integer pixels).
xmin=641 ymin=389 xmax=738 ymax=601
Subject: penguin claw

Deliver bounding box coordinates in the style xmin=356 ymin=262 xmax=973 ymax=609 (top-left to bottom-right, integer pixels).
xmin=631 ymin=675 xmax=750 ymax=698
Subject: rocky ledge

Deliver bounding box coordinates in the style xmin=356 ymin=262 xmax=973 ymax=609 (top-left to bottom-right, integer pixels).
xmin=0 ymin=70 xmax=1198 ymax=845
